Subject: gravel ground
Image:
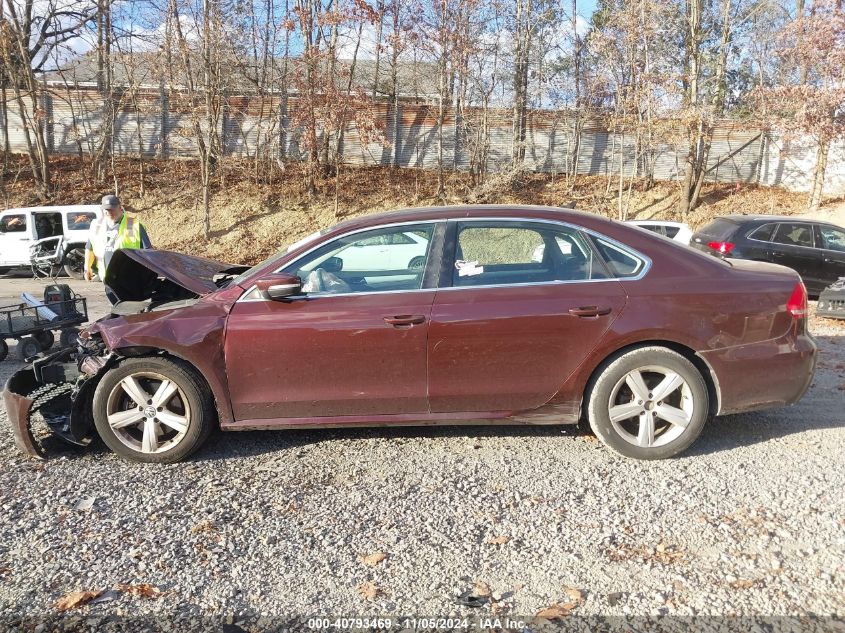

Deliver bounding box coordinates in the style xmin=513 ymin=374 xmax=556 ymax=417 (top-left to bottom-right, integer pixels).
xmin=0 ymin=275 xmax=843 ymax=628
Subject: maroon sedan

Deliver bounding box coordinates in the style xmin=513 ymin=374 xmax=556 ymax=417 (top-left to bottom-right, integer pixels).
xmin=4 ymin=206 xmax=817 ymax=462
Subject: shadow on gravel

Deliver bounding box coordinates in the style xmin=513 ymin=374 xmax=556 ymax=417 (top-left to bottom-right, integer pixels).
xmin=189 ymin=423 xmax=587 ymax=463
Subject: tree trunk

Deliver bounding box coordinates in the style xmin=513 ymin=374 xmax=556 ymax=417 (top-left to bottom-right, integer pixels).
xmin=808 ymin=137 xmax=829 ymax=212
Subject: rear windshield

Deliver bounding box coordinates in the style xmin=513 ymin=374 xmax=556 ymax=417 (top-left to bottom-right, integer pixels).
xmin=696 ymin=218 xmax=738 ymax=240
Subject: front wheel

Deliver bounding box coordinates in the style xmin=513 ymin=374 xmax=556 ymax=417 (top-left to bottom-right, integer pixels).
xmin=586 ymin=346 xmax=709 ymax=460
xmin=92 ymin=357 xmax=215 ymax=463
xmin=63 ymin=247 xmax=86 ymax=279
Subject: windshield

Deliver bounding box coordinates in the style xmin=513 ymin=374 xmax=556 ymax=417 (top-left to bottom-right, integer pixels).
xmin=228 ymin=230 xmax=324 ymax=287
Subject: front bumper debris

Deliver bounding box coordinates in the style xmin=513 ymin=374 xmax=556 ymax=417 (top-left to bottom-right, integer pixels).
xmin=817 ymin=279 xmax=845 ymax=320
xmin=3 ymin=348 xmax=92 ymax=458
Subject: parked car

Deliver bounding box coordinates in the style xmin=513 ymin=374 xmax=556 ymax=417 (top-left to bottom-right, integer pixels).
xmin=5 ymin=206 xmax=816 ymax=464
xmin=0 ymin=205 xmax=99 ymax=278
xmin=690 ymin=215 xmax=845 ymax=295
xmin=627 ymin=220 xmax=693 ymax=244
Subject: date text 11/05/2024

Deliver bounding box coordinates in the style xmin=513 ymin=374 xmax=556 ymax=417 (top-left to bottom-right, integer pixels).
xmin=306 ymin=617 xmax=529 ymax=630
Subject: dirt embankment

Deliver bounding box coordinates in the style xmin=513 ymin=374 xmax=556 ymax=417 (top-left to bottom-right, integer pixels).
xmin=2 ymin=154 xmax=841 ymax=265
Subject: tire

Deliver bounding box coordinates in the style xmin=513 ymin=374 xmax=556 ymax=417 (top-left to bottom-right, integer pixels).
xmin=92 ymin=357 xmax=215 ymax=463
xmin=59 ymin=328 xmax=81 ymax=348
xmin=586 ymin=346 xmax=709 ymax=460
xmin=63 ymin=247 xmax=86 ymax=279
xmin=408 ymin=256 xmax=426 ymax=271
xmin=35 ymin=330 xmax=55 ymax=350
xmin=17 ymin=336 xmax=42 ymax=360
xmin=0 ymin=339 xmax=8 ymax=362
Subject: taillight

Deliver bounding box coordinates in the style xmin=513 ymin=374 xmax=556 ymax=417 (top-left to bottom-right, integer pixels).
xmin=786 ymin=282 xmax=807 ymax=319
xmin=707 ymin=241 xmax=734 ymax=255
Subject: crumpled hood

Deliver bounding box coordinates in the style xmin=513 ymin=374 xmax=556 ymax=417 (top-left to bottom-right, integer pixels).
xmin=104 ymin=249 xmax=248 ymax=301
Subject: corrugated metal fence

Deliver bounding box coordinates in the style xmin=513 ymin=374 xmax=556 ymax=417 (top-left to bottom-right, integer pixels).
xmin=2 ymin=85 xmax=844 ymax=195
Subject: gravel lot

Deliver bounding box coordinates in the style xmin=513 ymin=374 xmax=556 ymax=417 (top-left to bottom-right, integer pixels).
xmin=0 ymin=274 xmax=843 ymax=627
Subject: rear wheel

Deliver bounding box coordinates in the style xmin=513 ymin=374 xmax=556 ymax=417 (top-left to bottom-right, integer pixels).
xmin=586 ymin=346 xmax=709 ymax=460
xmin=17 ymin=336 xmax=42 ymax=360
xmin=63 ymin=247 xmax=85 ymax=279
xmin=0 ymin=339 xmax=8 ymax=362
xmin=35 ymin=330 xmax=55 ymax=350
xmin=92 ymin=357 xmax=215 ymax=463
xmin=408 ymin=256 xmax=426 ymax=271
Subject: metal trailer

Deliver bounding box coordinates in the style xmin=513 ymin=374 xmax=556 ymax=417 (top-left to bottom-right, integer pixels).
xmin=0 ymin=289 xmax=88 ymax=361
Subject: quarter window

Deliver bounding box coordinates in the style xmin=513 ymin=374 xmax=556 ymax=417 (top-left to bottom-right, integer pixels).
xmin=749 ymin=223 xmax=776 ymax=242
xmin=593 ymin=238 xmax=645 ymax=277
xmin=773 ymin=223 xmax=815 ymax=248
xmin=0 ymin=214 xmax=27 ymax=233
xmin=282 ymin=224 xmax=434 ymax=295
xmin=67 ymin=211 xmax=97 ymax=231
xmin=452 ymin=222 xmax=609 ymax=286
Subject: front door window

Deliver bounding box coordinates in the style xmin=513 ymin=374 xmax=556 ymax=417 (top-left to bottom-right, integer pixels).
xmin=283 ymin=224 xmax=434 ymax=294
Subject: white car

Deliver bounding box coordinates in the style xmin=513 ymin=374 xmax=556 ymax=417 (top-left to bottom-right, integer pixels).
xmin=0 ymin=205 xmax=99 ymax=278
xmin=626 ymin=220 xmax=693 ymax=245
xmin=333 ymin=231 xmax=429 ymax=271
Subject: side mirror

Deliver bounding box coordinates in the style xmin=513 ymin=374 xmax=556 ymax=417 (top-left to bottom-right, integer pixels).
xmin=255 ymin=273 xmax=303 ymax=301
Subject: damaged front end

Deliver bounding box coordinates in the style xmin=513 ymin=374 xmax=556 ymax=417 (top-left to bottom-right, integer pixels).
xmin=4 ymin=248 xmax=247 ymax=458
xmin=3 ymin=334 xmax=113 ymax=457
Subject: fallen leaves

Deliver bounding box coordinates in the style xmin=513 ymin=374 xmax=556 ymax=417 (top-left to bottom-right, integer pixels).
xmin=535 ymin=587 xmax=585 ymax=619
xmin=190 ymin=519 xmax=217 ymax=534
xmin=53 ymin=583 xmax=164 ymax=611
xmin=357 ymin=582 xmax=383 ymax=601
xmin=54 ymin=590 xmax=102 ymax=611
xmin=361 ymin=551 xmax=387 ymax=567
xmin=486 ymin=535 xmax=511 ymax=545
xmin=604 ymin=543 xmax=684 ymax=565
xmin=117 ymin=583 xmax=163 ymax=599
xmin=535 ymin=601 xmax=578 ymax=620
xmin=473 ymin=581 xmax=492 ymax=598
xmin=729 ymin=578 xmax=758 ymax=589
xmin=564 ymin=587 xmax=584 ymax=602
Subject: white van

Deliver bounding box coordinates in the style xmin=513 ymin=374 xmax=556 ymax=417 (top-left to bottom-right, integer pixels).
xmin=0 ymin=205 xmax=99 ymax=278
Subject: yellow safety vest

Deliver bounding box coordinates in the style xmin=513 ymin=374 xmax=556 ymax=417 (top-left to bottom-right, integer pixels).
xmin=86 ymin=213 xmax=143 ymax=278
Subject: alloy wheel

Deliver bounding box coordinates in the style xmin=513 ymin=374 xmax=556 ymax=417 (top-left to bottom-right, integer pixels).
xmin=607 ymin=365 xmax=694 ymax=448
xmin=105 ymin=371 xmax=191 ymax=454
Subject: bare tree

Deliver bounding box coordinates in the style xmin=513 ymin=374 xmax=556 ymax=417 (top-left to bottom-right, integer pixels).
xmin=0 ymin=0 xmax=95 ymax=199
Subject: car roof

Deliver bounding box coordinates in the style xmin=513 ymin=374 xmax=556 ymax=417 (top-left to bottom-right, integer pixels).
xmin=329 ymin=205 xmax=618 ymax=234
xmin=628 ymin=220 xmax=688 ymax=227
xmin=2 ymin=205 xmax=100 ymax=214
xmin=720 ymin=214 xmax=825 ymax=224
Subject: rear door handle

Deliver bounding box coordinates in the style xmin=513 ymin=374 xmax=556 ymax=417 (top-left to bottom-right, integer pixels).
xmin=569 ymin=306 xmax=612 ymax=318
xmin=384 ymin=314 xmax=426 ymax=327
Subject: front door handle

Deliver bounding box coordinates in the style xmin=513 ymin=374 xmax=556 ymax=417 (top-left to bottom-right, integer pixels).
xmin=384 ymin=314 xmax=426 ymax=327
xmin=569 ymin=306 xmax=612 ymax=318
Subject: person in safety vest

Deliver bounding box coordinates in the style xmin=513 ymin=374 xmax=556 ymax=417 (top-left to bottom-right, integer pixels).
xmin=84 ymin=194 xmax=152 ymax=304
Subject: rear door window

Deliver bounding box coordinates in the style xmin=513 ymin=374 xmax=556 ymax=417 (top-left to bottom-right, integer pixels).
xmin=773 ymin=223 xmax=815 ymax=248
xmin=451 ymin=222 xmax=609 ymax=286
